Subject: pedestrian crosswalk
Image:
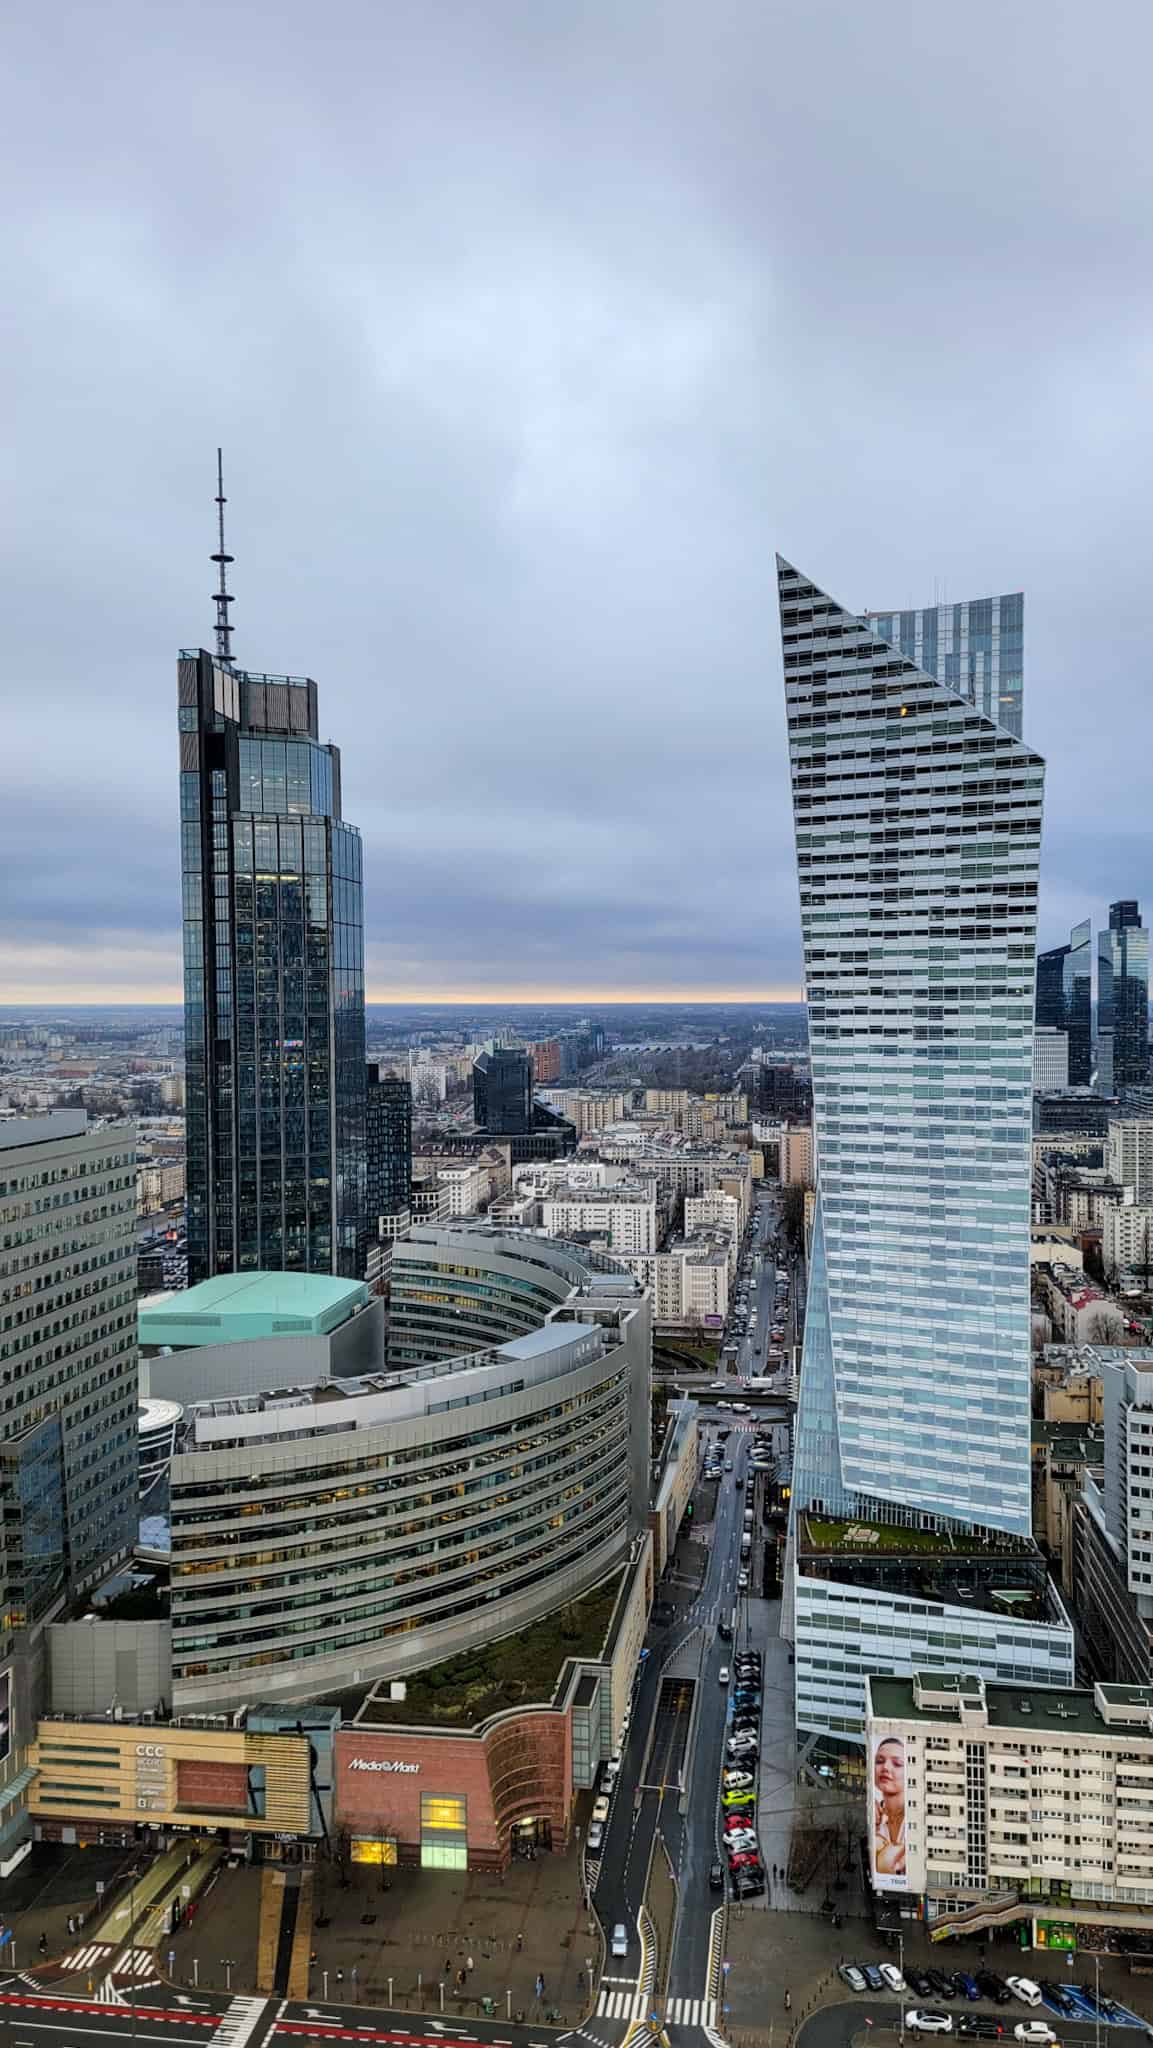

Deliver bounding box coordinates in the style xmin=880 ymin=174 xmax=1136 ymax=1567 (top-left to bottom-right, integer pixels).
xmin=664 ymin=1997 xmax=718 ymax=2026
xmin=61 ymin=1942 xmax=154 ymax=1979
xmin=595 ymin=1986 xmax=650 ymax=2020
xmin=210 ymin=1995 xmax=267 ymax=2048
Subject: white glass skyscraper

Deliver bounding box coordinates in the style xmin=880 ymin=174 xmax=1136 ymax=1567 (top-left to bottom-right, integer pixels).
xmin=865 ymin=591 xmax=1024 ymax=738
xmin=780 ymin=556 xmax=1074 ymax=1744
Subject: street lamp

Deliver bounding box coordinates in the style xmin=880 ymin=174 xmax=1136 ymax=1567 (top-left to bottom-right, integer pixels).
xmin=898 ymin=1933 xmax=906 ymax=2041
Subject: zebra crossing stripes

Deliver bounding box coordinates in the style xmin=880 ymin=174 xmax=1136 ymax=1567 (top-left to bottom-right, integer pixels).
xmin=113 ymin=1949 xmax=156 ymax=1978
xmin=595 ymin=1986 xmax=650 ymax=2020
xmin=63 ymin=1943 xmax=113 ymax=1972
xmin=211 ymin=1995 xmax=268 ymax=2048
xmin=664 ymin=1996 xmax=718 ymax=2026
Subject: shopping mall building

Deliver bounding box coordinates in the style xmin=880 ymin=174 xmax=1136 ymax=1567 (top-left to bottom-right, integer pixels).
xmin=18 ymin=1229 xmax=680 ymax=1872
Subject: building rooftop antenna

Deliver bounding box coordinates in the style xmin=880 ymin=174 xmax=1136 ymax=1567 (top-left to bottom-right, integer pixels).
xmin=211 ymin=448 xmax=235 ymax=665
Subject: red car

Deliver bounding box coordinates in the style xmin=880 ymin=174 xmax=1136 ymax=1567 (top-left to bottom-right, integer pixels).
xmin=727 ymin=1850 xmax=762 ymax=1870
xmin=723 ymin=1806 xmax=754 ymax=1825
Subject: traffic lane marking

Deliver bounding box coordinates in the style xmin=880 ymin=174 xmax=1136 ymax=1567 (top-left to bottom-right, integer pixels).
xmin=0 ymin=1998 xmax=217 ymax=2027
xmin=5 ymin=2026 xmax=218 ymax=2042
xmin=276 ymin=2032 xmax=482 ymax=2047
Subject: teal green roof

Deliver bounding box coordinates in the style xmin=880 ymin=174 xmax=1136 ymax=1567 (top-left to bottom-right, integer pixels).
xmin=139 ymin=1271 xmax=369 ymax=1348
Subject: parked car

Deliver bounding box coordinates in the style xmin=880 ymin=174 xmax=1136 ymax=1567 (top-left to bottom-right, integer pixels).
xmin=954 ymin=1973 xmax=980 ymax=2001
xmin=957 ymin=2019 xmax=1003 ymax=2041
xmin=926 ymin=1970 xmax=958 ymax=2000
xmin=862 ymin=1966 xmax=885 ymax=1993
xmin=592 ymin=1796 xmax=611 ymax=1825
xmin=1006 ymin=1981 xmax=1042 ymax=2010
xmin=880 ymin=1965 xmax=907 ymax=1995
xmin=728 ymin=1850 xmax=762 ymax=1870
xmin=976 ymin=1974 xmax=1012 ymax=2006
xmin=708 ymin=1860 xmax=725 ymax=1891
xmin=907 ymin=2014 xmax=954 ymax=2037
xmin=587 ymin=1821 xmax=604 ymax=1851
xmin=725 ymin=1833 xmax=759 ymax=1854
xmin=906 ymin=1970 xmax=934 ymax=1999
xmin=732 ymin=1872 xmax=765 ymax=1897
xmin=1013 ymin=2027 xmax=1055 ymax=2045
xmin=838 ymin=1966 xmax=866 ymax=1993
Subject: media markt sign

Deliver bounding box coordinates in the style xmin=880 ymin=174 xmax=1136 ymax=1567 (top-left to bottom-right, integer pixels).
xmin=348 ymin=1757 xmax=420 ymax=1774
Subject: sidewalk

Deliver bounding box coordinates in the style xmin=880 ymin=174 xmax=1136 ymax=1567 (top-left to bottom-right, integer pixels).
xmin=166 ymin=1848 xmax=600 ymax=2022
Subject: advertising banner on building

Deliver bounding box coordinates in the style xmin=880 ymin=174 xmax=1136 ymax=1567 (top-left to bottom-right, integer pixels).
xmin=870 ymin=1732 xmax=907 ymax=1890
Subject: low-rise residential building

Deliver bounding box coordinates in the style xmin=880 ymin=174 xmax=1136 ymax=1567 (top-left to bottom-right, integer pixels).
xmin=540 ymin=1181 xmax=660 ymax=1256
xmin=779 ymin=1122 xmax=814 ymax=1186
xmin=1109 ymin=1117 xmax=1153 ymax=1203
xmin=622 ymin=1238 xmax=730 ymax=1329
xmin=1034 ymin=1262 xmax=1127 ymax=1345
xmin=865 ymin=1670 xmax=1153 ymax=1940
xmin=1103 ymin=1202 xmax=1153 ymax=1281
xmin=684 ymin=1189 xmax=744 ymax=1269
xmin=1031 ymin=1418 xmax=1103 ymax=1593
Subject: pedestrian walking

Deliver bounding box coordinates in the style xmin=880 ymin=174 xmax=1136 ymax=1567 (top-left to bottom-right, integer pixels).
xmin=516 ymin=1932 xmax=524 ymax=1952
xmin=785 ymin=1990 xmax=792 ymax=2011
xmin=535 ymin=1973 xmax=545 ymax=1999
xmin=466 ymin=1955 xmax=474 ymax=1976
xmin=457 ymin=1968 xmax=466 ymax=1990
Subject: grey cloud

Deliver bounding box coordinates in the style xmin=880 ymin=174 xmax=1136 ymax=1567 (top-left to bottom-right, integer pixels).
xmin=4 ymin=0 xmax=1153 ymax=1000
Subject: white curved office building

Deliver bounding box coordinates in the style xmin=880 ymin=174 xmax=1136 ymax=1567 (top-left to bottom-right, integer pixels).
xmin=168 ymin=1228 xmax=651 ymax=1711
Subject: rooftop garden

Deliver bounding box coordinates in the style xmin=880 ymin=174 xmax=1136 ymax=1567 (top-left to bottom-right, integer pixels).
xmin=358 ymin=1572 xmax=623 ymax=1728
xmin=802 ymin=1514 xmax=1031 ymax=1557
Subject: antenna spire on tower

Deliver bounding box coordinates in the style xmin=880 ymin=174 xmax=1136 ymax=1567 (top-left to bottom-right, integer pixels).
xmin=211 ymin=447 xmax=235 ymax=665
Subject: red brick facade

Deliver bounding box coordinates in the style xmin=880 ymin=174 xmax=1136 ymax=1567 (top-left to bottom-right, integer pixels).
xmin=333 ymin=1709 xmax=572 ymax=1871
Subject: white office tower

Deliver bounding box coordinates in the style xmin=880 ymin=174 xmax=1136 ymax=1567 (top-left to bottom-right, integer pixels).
xmin=778 ymin=556 xmax=1073 ymax=1750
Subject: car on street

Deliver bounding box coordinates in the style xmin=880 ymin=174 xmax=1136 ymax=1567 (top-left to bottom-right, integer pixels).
xmin=728 ymin=1850 xmax=762 ymax=1870
xmin=861 ymin=1966 xmax=885 ymax=1993
xmin=708 ymin=1860 xmax=725 ymax=1891
xmin=880 ymin=1965 xmax=907 ymax=1994
xmin=723 ymin=1771 xmax=755 ymax=1789
xmin=907 ymin=2015 xmax=954 ymax=2037
xmin=976 ymin=1974 xmax=1012 ymax=2006
xmin=730 ymin=1713 xmax=760 ymax=1730
xmin=956 ymin=2019 xmax=1002 ymax=2041
xmin=732 ymin=1872 xmax=765 ymax=1897
xmin=592 ymin=1796 xmax=611 ymax=1824
xmin=1013 ymin=2027 xmax=1055 ymax=2045
xmin=724 ymin=1831 xmax=759 ymax=1853
xmin=611 ymin=1924 xmax=628 ymax=1959
xmin=735 ymin=1660 xmax=761 ymax=1677
xmin=718 ymin=1666 xmax=730 ymax=1685
xmin=954 ymin=1973 xmax=980 ymax=2001
xmin=737 ymin=1570 xmax=750 ymax=1590
xmin=1006 ymin=1981 xmax=1042 ymax=2009
xmin=587 ymin=1820 xmax=604 ymax=1850
xmin=907 ymin=1971 xmax=934 ymax=1998
xmin=838 ymin=1966 xmax=867 ymax=1993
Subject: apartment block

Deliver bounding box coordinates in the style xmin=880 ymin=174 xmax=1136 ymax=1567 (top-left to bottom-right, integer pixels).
xmin=866 ymin=1670 xmax=1153 ymax=1936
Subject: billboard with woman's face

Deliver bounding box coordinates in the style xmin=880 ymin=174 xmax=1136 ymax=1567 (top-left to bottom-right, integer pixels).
xmin=870 ymin=1733 xmax=907 ymax=1890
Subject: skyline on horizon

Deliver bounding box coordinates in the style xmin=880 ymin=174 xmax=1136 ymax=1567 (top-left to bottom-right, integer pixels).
xmin=5 ymin=1 xmax=1152 ymax=1007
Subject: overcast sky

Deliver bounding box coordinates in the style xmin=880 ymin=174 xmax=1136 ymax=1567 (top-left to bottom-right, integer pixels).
xmin=3 ymin=0 xmax=1151 ymax=1004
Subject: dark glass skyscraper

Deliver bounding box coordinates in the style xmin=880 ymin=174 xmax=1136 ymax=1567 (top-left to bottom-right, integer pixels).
xmin=473 ymin=1048 xmax=533 ymax=1133
xmin=366 ymin=1066 xmax=412 ymax=1225
xmin=1036 ymin=919 xmax=1092 ymax=1087
xmin=1099 ymin=900 xmax=1150 ymax=1092
xmin=180 ymin=650 xmax=366 ymax=1281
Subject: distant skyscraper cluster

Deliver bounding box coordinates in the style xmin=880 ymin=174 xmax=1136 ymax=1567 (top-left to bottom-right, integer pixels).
xmin=1034 ymin=903 xmax=1148 ymax=1095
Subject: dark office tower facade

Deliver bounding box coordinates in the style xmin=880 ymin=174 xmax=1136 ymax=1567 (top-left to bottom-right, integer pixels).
xmin=180 ymin=651 xmax=366 ymax=1283
xmin=1099 ymin=900 xmax=1150 ymax=1093
xmin=1036 ymin=919 xmax=1093 ymax=1088
xmin=473 ymin=1048 xmax=533 ymax=1134
xmin=366 ymin=1066 xmax=412 ymax=1223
